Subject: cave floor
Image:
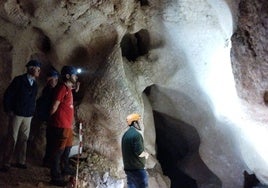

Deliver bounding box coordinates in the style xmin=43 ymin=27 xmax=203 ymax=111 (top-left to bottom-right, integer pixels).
xmin=0 ymin=158 xmax=68 ymax=188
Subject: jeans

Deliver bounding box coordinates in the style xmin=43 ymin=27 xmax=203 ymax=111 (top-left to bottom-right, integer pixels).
xmin=125 ymin=169 xmax=148 ymax=188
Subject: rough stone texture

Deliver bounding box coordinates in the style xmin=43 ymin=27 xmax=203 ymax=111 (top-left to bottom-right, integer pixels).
xmin=0 ymin=0 xmax=268 ymax=187
xmin=0 ymin=37 xmax=12 ymax=138
xmin=230 ymin=0 xmax=268 ymax=184
xmin=231 ymin=0 xmax=268 ymax=105
xmin=0 ymin=0 xmax=167 ymax=187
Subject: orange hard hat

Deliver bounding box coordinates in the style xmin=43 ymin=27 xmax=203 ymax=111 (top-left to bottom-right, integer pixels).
xmin=126 ymin=113 xmax=141 ymax=125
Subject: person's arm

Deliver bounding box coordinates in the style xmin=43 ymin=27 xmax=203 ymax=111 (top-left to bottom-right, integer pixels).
xmin=134 ymin=134 xmax=149 ymax=159
xmin=50 ymin=85 xmax=66 ymax=115
xmin=50 ymin=100 xmax=60 ymax=115
xmin=3 ymin=77 xmax=18 ymax=114
xmin=74 ymin=82 xmax=80 ymax=93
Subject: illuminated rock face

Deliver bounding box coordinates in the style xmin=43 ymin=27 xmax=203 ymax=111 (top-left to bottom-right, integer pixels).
xmin=0 ymin=0 xmax=267 ymax=187
xmin=230 ymin=0 xmax=268 ymax=185
xmin=232 ymin=0 xmax=268 ymax=104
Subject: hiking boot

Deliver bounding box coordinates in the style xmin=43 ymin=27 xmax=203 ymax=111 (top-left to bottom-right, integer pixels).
xmin=50 ymin=179 xmax=68 ymax=187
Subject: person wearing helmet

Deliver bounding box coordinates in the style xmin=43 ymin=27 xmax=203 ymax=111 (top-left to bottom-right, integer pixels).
xmin=48 ymin=65 xmax=78 ymax=186
xmin=34 ymin=69 xmax=59 ymax=124
xmin=29 ymin=69 xmax=59 ymax=166
xmin=1 ymin=60 xmax=41 ymax=172
xmin=121 ymin=113 xmax=149 ymax=188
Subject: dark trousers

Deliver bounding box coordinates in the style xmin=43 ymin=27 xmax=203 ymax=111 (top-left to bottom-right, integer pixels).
xmin=125 ymin=169 xmax=148 ymax=188
xmin=43 ymin=126 xmax=53 ymax=165
xmin=49 ymin=127 xmax=73 ymax=180
xmin=51 ymin=146 xmax=71 ymax=180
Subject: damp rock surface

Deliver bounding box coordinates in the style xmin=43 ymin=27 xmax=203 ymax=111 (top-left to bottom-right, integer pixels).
xmin=0 ymin=0 xmax=268 ymax=188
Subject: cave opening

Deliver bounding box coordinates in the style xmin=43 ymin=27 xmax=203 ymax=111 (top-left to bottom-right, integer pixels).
xmin=144 ymin=85 xmax=221 ymax=187
xmin=153 ymin=111 xmax=198 ymax=188
xmin=138 ymin=0 xmax=149 ymax=6
xmin=120 ymin=29 xmax=150 ymax=61
xmin=153 ymin=111 xmax=222 ymax=187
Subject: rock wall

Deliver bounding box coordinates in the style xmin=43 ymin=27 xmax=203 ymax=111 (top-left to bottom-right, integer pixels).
xmin=230 ymin=0 xmax=268 ymax=184
xmin=0 ymin=0 xmax=168 ymax=187
xmin=0 ymin=0 xmax=268 ymax=187
xmin=231 ymin=0 xmax=268 ymax=105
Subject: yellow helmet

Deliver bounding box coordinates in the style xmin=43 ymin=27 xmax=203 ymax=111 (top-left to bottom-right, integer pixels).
xmin=126 ymin=113 xmax=141 ymax=125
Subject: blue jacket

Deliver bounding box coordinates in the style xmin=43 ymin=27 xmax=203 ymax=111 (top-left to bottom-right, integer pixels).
xmin=3 ymin=73 xmax=38 ymax=117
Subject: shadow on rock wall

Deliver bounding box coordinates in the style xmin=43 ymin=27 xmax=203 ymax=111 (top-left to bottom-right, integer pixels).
xmin=153 ymin=111 xmax=221 ymax=188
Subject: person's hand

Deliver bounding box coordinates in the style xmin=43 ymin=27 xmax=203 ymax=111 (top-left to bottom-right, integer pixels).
xmin=75 ymin=82 xmax=80 ymax=93
xmin=139 ymin=151 xmax=149 ymax=159
xmin=144 ymin=152 xmax=149 ymax=159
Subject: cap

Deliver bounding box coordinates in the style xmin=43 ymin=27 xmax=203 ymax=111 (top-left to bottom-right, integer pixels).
xmin=26 ymin=60 xmax=41 ymax=67
xmin=47 ymin=69 xmax=59 ymax=78
xmin=61 ymin=66 xmax=77 ymax=76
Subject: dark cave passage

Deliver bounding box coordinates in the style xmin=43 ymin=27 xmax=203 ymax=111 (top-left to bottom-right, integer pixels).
xmin=120 ymin=29 xmax=150 ymax=61
xmin=154 ymin=111 xmax=198 ymax=188
xmin=152 ymin=110 xmax=221 ymax=188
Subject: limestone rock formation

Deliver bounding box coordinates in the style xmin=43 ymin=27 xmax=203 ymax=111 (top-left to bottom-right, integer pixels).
xmin=0 ymin=0 xmax=268 ymax=187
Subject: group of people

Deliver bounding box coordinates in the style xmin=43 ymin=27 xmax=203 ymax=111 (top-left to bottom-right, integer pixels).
xmin=0 ymin=60 xmax=150 ymax=188
xmin=0 ymin=60 xmax=80 ymax=187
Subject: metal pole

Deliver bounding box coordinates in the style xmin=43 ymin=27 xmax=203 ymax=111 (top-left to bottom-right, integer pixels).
xmin=75 ymin=122 xmax=83 ymax=188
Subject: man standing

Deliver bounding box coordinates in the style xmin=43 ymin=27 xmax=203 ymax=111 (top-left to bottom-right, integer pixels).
xmin=1 ymin=60 xmax=41 ymax=172
xmin=30 ymin=69 xmax=59 ymax=166
xmin=121 ymin=113 xmax=149 ymax=188
xmin=48 ymin=66 xmax=78 ymax=186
